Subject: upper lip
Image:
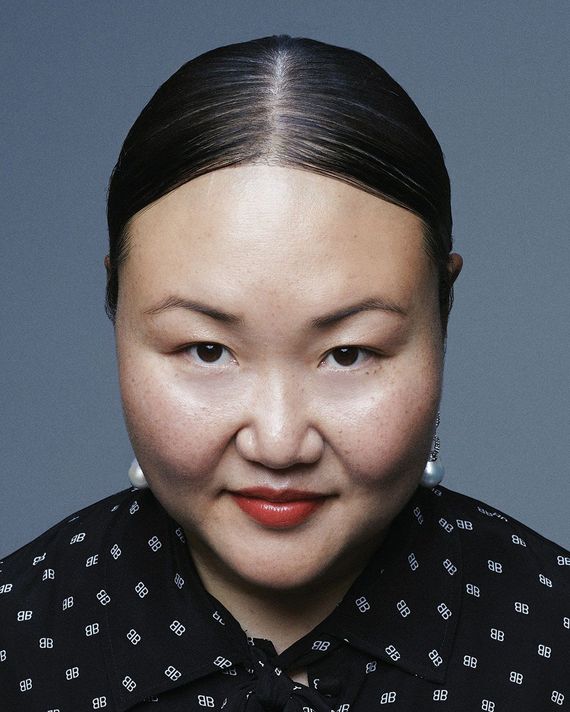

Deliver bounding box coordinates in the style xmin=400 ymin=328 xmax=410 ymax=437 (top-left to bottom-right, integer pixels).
xmin=231 ymin=487 xmax=327 ymax=502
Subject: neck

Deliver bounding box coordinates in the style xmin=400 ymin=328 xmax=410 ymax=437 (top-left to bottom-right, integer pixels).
xmin=189 ymin=545 xmax=371 ymax=655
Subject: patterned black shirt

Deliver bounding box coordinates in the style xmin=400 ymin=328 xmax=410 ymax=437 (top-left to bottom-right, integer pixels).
xmin=0 ymin=485 xmax=568 ymax=711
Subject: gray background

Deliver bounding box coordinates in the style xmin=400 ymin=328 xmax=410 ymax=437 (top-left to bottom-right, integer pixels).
xmin=1 ymin=1 xmax=568 ymax=556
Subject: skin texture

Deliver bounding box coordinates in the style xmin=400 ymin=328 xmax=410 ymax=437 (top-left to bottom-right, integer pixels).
xmin=114 ymin=164 xmax=462 ymax=658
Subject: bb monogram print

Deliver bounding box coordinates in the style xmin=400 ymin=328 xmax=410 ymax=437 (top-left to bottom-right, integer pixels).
xmin=1 ymin=486 xmax=568 ymax=710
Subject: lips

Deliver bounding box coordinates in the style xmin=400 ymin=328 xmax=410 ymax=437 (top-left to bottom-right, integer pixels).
xmin=230 ymin=487 xmax=327 ymax=529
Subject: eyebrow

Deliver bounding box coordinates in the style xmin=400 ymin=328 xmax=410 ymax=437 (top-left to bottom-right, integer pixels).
xmin=144 ymin=295 xmax=407 ymax=329
xmin=309 ymin=297 xmax=407 ymax=328
xmin=145 ymin=297 xmax=245 ymax=326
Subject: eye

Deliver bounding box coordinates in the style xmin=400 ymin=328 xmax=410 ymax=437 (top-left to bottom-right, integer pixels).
xmin=184 ymin=342 xmax=233 ymax=367
xmin=321 ymin=346 xmax=377 ymax=369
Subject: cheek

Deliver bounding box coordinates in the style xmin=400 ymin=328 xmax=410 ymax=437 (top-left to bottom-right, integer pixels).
xmin=118 ymin=352 xmax=238 ymax=485
xmin=323 ymin=357 xmax=441 ymax=483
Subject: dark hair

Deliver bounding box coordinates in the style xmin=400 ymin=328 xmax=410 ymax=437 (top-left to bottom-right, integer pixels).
xmin=106 ymin=34 xmax=454 ymax=330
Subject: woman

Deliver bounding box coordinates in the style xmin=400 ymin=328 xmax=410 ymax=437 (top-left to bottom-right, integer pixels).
xmin=1 ymin=34 xmax=568 ymax=711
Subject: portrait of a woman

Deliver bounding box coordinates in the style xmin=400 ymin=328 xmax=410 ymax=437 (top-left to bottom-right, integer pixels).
xmin=1 ymin=24 xmax=568 ymax=712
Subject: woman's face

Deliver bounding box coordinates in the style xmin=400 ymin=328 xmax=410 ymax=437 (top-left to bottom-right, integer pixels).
xmin=115 ymin=164 xmax=448 ymax=593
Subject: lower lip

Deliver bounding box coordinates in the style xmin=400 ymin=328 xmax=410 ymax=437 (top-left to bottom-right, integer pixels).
xmin=231 ymin=495 xmax=325 ymax=529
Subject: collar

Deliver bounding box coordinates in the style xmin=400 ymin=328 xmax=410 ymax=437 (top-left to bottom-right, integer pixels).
xmin=317 ymin=485 xmax=463 ymax=683
xmin=99 ymin=486 xmax=462 ymax=708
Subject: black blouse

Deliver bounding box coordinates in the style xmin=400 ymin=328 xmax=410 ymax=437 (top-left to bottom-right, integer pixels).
xmin=0 ymin=484 xmax=568 ymax=711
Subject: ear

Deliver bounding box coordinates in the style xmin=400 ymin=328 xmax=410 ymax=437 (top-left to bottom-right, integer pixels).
xmin=104 ymin=255 xmax=111 ymax=273
xmin=447 ymin=252 xmax=463 ymax=284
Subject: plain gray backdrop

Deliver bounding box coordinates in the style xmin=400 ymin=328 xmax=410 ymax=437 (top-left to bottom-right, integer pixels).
xmin=1 ymin=1 xmax=568 ymax=556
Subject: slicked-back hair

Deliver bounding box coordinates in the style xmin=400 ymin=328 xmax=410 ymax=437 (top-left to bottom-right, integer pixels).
xmin=106 ymin=34 xmax=454 ymax=331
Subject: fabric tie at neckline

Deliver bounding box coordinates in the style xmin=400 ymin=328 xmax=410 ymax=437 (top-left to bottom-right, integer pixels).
xmin=225 ymin=647 xmax=334 ymax=712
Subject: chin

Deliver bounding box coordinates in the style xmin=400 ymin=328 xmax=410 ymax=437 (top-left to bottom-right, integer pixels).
xmin=230 ymin=565 xmax=335 ymax=598
xmin=240 ymin=558 xmax=331 ymax=593
xmin=211 ymin=526 xmax=379 ymax=597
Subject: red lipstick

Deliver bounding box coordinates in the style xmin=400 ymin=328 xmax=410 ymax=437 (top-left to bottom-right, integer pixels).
xmin=230 ymin=487 xmax=326 ymax=529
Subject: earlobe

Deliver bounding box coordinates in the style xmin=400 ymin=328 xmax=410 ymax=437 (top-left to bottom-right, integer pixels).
xmin=104 ymin=255 xmax=111 ymax=273
xmin=448 ymin=253 xmax=463 ymax=284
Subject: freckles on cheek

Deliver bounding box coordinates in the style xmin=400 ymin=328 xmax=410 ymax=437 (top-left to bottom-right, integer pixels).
xmin=333 ymin=378 xmax=438 ymax=485
xmin=121 ymin=374 xmax=231 ymax=484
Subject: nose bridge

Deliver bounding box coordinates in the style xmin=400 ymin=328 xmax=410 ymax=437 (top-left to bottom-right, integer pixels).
xmin=238 ymin=364 xmax=322 ymax=468
xmin=256 ymin=364 xmax=306 ymax=440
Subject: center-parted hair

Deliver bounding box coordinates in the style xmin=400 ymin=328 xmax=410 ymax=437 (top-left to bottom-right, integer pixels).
xmin=106 ymin=34 xmax=454 ymax=329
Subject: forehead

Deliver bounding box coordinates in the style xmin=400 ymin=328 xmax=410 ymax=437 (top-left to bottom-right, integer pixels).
xmin=123 ymin=165 xmax=434 ymax=313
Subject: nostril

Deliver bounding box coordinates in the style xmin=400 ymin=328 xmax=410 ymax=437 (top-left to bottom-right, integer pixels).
xmin=235 ymin=424 xmax=324 ymax=469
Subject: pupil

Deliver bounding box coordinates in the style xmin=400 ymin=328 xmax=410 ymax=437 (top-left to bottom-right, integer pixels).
xmin=333 ymin=347 xmax=358 ymax=367
xmin=197 ymin=343 xmax=222 ymax=363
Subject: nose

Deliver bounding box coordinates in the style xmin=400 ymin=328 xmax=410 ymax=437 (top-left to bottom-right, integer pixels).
xmin=235 ymin=370 xmax=324 ymax=469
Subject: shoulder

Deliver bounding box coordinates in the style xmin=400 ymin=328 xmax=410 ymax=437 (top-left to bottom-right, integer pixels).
xmin=434 ymin=485 xmax=570 ymax=593
xmin=413 ymin=486 xmax=569 ymax=703
xmin=411 ymin=484 xmax=569 ymax=604
xmin=0 ymin=487 xmax=154 ymax=707
xmin=434 ymin=485 xmax=570 ymax=566
xmin=0 ymin=486 xmax=170 ymax=614
xmin=434 ymin=486 xmax=569 ymax=663
xmin=1 ymin=487 xmax=138 ymax=579
xmin=0 ymin=487 xmax=142 ymax=618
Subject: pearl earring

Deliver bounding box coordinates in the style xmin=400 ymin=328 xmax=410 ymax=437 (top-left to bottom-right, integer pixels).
xmin=128 ymin=458 xmax=149 ymax=489
xmin=420 ymin=413 xmax=445 ymax=488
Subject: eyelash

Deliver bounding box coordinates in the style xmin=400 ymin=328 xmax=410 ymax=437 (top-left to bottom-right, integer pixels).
xmin=181 ymin=343 xmax=380 ymax=370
